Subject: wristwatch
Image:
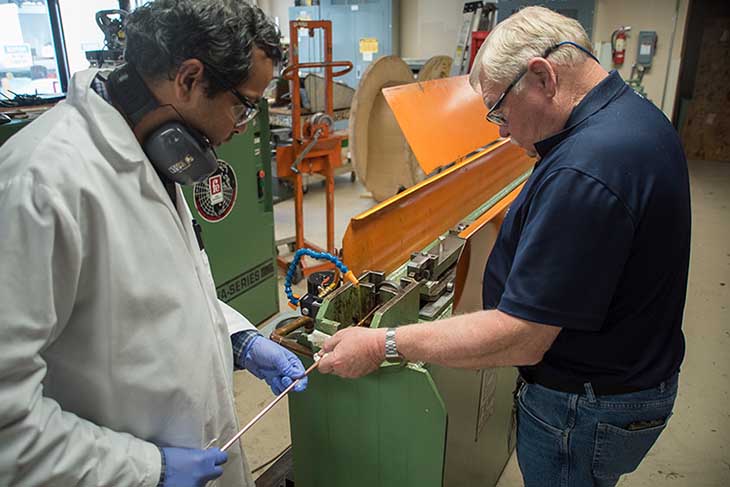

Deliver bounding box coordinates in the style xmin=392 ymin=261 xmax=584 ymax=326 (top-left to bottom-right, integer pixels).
xmin=385 ymin=327 xmax=403 ymax=363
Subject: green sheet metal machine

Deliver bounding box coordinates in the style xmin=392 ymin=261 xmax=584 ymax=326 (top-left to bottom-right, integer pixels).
xmin=274 ymin=236 xmax=517 ymax=487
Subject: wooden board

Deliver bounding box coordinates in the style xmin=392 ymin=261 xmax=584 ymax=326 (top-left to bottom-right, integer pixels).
xmin=681 ymin=17 xmax=730 ymax=161
xmin=418 ymin=56 xmax=453 ymax=81
xmin=303 ymin=73 xmax=355 ymax=112
xmin=269 ymin=106 xmax=350 ymax=128
xmin=349 ymin=56 xmax=424 ymax=202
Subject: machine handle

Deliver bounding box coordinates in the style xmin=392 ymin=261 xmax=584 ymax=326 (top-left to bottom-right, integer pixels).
xmin=290 ymin=128 xmax=323 ymax=174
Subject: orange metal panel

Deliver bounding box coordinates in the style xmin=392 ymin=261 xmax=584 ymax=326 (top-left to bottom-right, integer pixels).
xmin=342 ymin=141 xmax=534 ymax=276
xmin=452 ymin=182 xmax=525 ymax=310
xmin=382 ymin=75 xmax=500 ymax=174
xmin=275 ymin=135 xmax=345 ymax=178
xmin=457 ymin=182 xmax=525 ymax=240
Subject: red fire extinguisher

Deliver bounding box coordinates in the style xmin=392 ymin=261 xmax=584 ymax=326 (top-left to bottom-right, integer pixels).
xmin=611 ymin=26 xmax=631 ymax=66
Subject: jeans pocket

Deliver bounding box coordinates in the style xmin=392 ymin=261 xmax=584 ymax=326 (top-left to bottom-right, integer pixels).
xmin=592 ymin=415 xmax=671 ymax=479
xmin=517 ymin=385 xmax=564 ymax=436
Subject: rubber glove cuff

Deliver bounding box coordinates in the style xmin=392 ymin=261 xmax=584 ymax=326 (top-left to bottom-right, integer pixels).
xmin=159 ymin=447 xmax=227 ymax=487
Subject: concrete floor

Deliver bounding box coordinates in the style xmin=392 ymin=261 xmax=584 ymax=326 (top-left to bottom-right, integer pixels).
xmin=234 ymin=160 xmax=730 ymax=486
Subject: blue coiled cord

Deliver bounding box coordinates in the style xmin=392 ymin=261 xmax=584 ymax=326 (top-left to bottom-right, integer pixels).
xmin=285 ymin=248 xmax=351 ymax=308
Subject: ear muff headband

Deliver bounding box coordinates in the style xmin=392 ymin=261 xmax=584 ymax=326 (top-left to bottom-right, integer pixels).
xmin=106 ymin=63 xmax=160 ymax=126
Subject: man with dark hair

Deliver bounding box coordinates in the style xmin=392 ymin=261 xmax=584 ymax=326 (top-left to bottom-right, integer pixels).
xmin=0 ymin=2 xmax=303 ymax=486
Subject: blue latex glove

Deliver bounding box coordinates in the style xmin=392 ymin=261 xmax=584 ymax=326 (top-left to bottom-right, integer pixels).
xmin=242 ymin=336 xmax=308 ymax=395
xmin=161 ymin=447 xmax=227 ymax=487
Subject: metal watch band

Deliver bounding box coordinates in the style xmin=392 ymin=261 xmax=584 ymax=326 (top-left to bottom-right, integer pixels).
xmin=385 ymin=327 xmax=400 ymax=361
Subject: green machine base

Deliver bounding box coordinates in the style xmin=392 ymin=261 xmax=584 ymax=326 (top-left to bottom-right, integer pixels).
xmin=282 ymin=233 xmax=517 ymax=487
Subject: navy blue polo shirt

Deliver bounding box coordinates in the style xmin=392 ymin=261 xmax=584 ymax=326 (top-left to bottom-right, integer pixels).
xmin=482 ymin=71 xmax=690 ymax=392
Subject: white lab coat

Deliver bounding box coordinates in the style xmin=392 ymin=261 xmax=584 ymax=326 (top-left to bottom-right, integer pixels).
xmin=0 ymin=69 xmax=257 ymax=486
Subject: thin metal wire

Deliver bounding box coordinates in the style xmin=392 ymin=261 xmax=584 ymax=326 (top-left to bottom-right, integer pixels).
xmin=221 ymin=357 xmax=321 ymax=452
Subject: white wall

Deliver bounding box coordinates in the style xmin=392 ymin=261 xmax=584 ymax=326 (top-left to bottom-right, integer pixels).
xmin=399 ymin=0 xmax=465 ymax=60
xmin=593 ymin=0 xmax=689 ymax=119
xmin=399 ymin=0 xmax=689 ymax=120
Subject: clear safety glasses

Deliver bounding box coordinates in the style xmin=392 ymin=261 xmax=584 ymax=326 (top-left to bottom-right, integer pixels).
xmin=201 ymin=61 xmax=260 ymax=128
xmin=485 ymin=41 xmax=600 ymax=127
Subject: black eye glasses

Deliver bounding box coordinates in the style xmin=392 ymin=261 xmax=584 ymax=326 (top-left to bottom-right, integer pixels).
xmin=200 ymin=61 xmax=260 ymax=128
xmin=485 ymin=41 xmax=600 ymax=126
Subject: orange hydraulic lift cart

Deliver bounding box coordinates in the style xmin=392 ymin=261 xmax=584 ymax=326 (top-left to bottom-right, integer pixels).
xmin=276 ymin=20 xmax=353 ymax=282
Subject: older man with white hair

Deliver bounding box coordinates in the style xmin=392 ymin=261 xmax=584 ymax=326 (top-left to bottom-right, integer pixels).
xmin=317 ymin=6 xmax=690 ymax=487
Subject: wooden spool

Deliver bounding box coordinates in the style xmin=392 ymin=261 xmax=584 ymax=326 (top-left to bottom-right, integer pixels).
xmin=349 ymin=55 xmax=423 ymax=202
xmin=418 ymin=55 xmax=453 ymax=82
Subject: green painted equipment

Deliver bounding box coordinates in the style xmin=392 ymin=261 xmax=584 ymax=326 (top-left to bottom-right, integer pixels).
xmin=275 ymin=231 xmax=517 ymax=487
xmin=181 ymin=101 xmax=278 ymax=324
xmin=0 ymin=118 xmax=32 ymax=145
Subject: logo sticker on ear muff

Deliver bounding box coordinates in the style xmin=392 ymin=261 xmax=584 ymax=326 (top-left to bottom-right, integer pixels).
xmin=194 ymin=160 xmax=237 ymax=222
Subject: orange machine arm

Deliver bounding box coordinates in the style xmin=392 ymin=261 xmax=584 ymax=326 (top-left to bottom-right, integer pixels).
xmin=382 ymin=75 xmax=501 ymax=174
xmin=342 ymin=140 xmax=534 ymax=277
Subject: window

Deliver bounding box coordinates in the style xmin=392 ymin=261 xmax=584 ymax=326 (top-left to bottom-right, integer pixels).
xmin=0 ymin=0 xmax=145 ymax=98
xmin=0 ymin=0 xmax=61 ymax=96
xmin=58 ymin=0 xmax=124 ymax=77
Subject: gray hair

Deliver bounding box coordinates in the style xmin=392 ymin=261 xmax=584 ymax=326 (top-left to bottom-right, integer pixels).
xmin=469 ymin=6 xmax=592 ymax=94
xmin=124 ymin=0 xmax=282 ymax=97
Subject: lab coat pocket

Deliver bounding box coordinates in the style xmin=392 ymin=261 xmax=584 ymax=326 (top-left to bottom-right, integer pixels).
xmin=592 ymin=414 xmax=671 ymax=479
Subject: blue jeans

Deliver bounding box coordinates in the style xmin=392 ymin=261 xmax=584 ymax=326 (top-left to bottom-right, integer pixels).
xmin=516 ymin=374 xmax=678 ymax=487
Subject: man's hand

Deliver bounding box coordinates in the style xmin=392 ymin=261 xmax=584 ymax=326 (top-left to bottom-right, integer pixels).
xmin=161 ymin=447 xmax=227 ymax=487
xmin=317 ymin=327 xmax=386 ymax=378
xmin=242 ymin=337 xmax=308 ymax=394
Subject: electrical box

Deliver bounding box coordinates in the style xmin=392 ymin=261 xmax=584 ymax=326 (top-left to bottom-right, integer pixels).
xmin=289 ymin=0 xmax=399 ymax=88
xmin=637 ymin=31 xmax=657 ymax=67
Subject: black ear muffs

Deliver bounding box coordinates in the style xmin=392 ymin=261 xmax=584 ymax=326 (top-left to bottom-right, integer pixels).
xmin=142 ymin=121 xmax=218 ymax=185
xmin=106 ymin=63 xmax=218 ymax=185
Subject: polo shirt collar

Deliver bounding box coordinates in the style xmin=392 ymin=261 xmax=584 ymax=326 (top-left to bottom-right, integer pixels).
xmin=534 ymin=70 xmax=627 ymax=158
